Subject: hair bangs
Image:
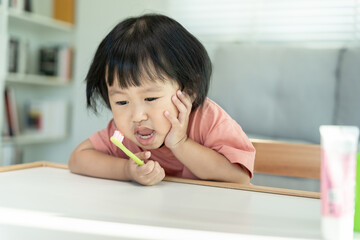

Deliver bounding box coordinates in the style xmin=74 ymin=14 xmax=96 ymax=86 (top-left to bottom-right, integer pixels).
xmin=106 ymin=30 xmax=170 ymax=89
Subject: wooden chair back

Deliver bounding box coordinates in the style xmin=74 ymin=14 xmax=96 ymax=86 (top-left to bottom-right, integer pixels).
xmin=251 ymin=139 xmax=321 ymax=179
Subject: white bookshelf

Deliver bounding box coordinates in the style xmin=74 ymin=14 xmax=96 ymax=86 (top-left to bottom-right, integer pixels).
xmin=8 ymin=8 xmax=73 ymax=33
xmin=2 ymin=134 xmax=68 ymax=146
xmin=0 ymin=3 xmax=75 ymax=165
xmin=6 ymin=73 xmax=72 ymax=86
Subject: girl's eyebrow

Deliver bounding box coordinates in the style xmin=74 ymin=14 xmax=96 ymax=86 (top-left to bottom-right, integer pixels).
xmin=108 ymin=86 xmax=163 ymax=96
xmin=140 ymin=86 xmax=163 ymax=93
xmin=108 ymin=89 xmax=125 ymax=96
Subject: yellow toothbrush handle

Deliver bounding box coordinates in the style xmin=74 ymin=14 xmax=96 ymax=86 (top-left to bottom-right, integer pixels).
xmin=110 ymin=137 xmax=144 ymax=166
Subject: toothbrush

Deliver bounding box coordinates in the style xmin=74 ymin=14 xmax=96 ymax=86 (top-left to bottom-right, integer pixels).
xmin=110 ymin=130 xmax=145 ymax=166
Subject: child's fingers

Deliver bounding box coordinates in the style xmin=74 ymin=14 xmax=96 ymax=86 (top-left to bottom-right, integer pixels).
xmin=139 ymin=160 xmax=155 ymax=175
xmin=153 ymin=161 xmax=165 ymax=178
xmin=141 ymin=161 xmax=165 ymax=185
xmin=172 ymin=94 xmax=187 ymax=115
xmin=173 ymin=91 xmax=191 ymax=123
xmin=164 ymin=110 xmax=177 ymax=125
xmin=177 ymin=90 xmax=192 ymax=110
xmin=137 ymin=161 xmax=165 ymax=185
xmin=133 ymin=151 xmax=151 ymax=161
xmin=152 ymin=161 xmax=165 ymax=182
xmin=126 ymin=151 xmax=151 ymax=176
xmin=165 ymin=91 xmax=192 ymax=126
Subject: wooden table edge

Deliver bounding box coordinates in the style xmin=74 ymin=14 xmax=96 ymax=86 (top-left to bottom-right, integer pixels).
xmin=0 ymin=161 xmax=320 ymax=199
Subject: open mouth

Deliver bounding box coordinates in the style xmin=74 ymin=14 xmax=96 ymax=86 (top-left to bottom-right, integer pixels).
xmin=136 ymin=131 xmax=155 ymax=139
xmin=135 ymin=127 xmax=156 ymax=146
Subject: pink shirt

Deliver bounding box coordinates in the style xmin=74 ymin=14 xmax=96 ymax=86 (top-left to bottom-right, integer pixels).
xmin=89 ymin=98 xmax=255 ymax=179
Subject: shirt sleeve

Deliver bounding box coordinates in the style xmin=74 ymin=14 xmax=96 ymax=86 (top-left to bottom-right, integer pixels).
xmin=190 ymin=99 xmax=256 ymax=178
xmin=203 ymin=118 xmax=255 ymax=178
xmin=89 ymin=119 xmax=119 ymax=156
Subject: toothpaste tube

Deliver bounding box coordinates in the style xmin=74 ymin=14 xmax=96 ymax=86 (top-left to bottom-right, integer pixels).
xmin=320 ymin=125 xmax=359 ymax=240
xmin=354 ymin=152 xmax=360 ymax=232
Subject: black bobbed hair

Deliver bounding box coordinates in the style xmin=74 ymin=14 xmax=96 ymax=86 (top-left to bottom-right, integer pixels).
xmin=85 ymin=13 xmax=212 ymax=113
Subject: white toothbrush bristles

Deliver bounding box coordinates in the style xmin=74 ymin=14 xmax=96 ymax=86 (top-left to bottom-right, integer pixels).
xmin=112 ymin=130 xmax=124 ymax=142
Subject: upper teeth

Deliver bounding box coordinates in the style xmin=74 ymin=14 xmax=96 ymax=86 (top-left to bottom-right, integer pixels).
xmin=138 ymin=132 xmax=154 ymax=139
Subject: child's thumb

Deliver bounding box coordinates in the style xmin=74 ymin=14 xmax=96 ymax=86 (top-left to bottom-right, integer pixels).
xmin=135 ymin=151 xmax=151 ymax=160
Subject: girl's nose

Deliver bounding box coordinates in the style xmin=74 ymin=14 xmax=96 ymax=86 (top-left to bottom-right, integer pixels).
xmin=131 ymin=105 xmax=148 ymax=123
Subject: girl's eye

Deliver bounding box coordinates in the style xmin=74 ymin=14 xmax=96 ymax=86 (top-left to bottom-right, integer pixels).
xmin=145 ymin=97 xmax=158 ymax=102
xmin=116 ymin=101 xmax=128 ymax=105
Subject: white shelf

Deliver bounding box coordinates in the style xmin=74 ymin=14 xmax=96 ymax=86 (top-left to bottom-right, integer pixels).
xmin=8 ymin=8 xmax=74 ymax=33
xmin=1 ymin=2 xmax=74 ymax=162
xmin=2 ymin=134 xmax=68 ymax=146
xmin=5 ymin=73 xmax=71 ymax=86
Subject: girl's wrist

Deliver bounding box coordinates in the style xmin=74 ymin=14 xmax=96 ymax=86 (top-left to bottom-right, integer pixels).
xmin=168 ymin=135 xmax=189 ymax=152
xmin=122 ymin=160 xmax=133 ymax=181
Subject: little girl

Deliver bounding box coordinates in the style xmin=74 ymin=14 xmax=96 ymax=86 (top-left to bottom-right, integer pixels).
xmin=68 ymin=14 xmax=255 ymax=186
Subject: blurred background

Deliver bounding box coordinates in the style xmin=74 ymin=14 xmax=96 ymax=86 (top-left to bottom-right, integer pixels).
xmin=0 ymin=0 xmax=359 ymax=170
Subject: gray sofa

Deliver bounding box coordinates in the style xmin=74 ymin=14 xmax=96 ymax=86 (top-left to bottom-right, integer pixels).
xmin=209 ymin=44 xmax=360 ymax=144
xmin=208 ymin=44 xmax=360 ymax=191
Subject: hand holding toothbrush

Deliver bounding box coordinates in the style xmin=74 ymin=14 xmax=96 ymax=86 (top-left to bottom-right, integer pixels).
xmin=124 ymin=151 xmax=165 ymax=186
xmin=111 ymin=130 xmax=165 ymax=185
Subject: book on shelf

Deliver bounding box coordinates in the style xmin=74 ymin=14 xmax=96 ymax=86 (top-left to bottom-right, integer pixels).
xmin=25 ymin=99 xmax=68 ymax=138
xmin=39 ymin=45 xmax=73 ymax=82
xmin=8 ymin=36 xmax=29 ymax=74
xmin=8 ymin=40 xmax=73 ymax=82
xmin=2 ymin=90 xmax=68 ymax=139
xmin=8 ymin=38 xmax=19 ymax=73
xmin=2 ymin=103 xmax=10 ymax=137
xmin=3 ymin=87 xmax=20 ymax=137
xmin=8 ymin=0 xmax=35 ymax=13
xmin=8 ymin=0 xmax=24 ymax=12
xmin=53 ymin=0 xmax=74 ymax=24
xmin=24 ymin=0 xmax=32 ymax=12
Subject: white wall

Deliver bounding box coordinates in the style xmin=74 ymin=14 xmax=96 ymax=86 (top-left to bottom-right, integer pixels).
xmin=24 ymin=0 xmax=170 ymax=164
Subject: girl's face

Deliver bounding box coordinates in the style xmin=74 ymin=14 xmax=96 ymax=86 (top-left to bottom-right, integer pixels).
xmin=108 ymin=77 xmax=179 ymax=149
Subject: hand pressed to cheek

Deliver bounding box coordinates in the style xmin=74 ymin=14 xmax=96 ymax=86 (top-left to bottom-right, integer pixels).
xmin=164 ymin=90 xmax=193 ymax=149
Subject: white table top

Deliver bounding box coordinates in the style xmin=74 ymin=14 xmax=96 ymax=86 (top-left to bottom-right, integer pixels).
xmin=0 ymin=166 xmax=329 ymax=239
